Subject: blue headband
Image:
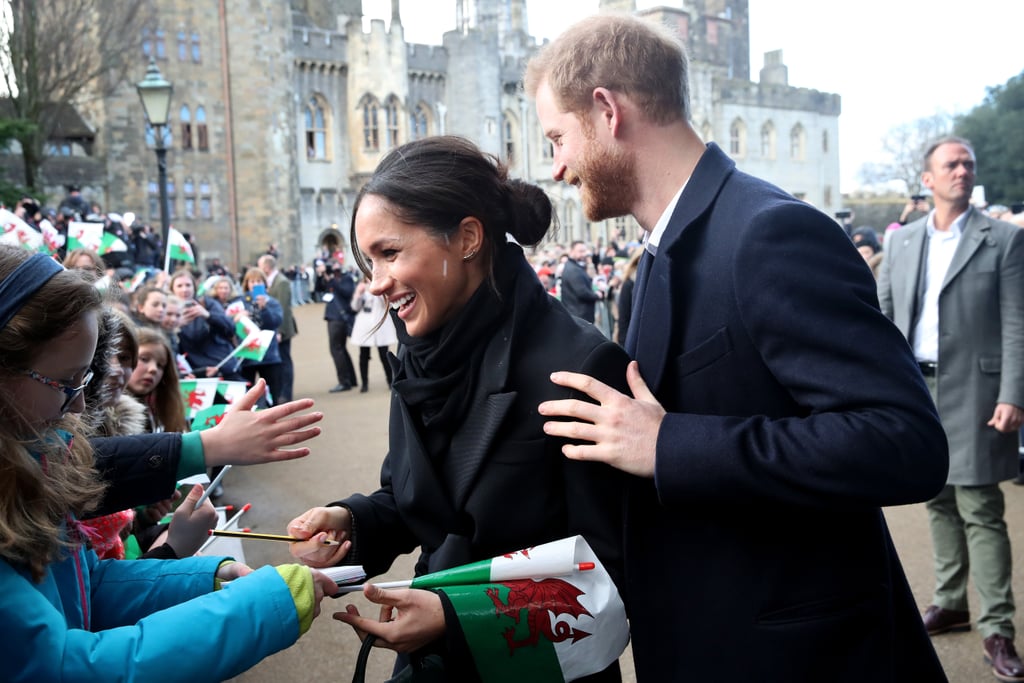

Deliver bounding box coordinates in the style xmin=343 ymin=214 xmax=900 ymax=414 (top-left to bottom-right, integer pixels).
xmin=0 ymin=253 xmax=65 ymax=329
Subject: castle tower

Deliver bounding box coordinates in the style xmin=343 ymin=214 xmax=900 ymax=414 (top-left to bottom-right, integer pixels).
xmin=293 ymin=0 xmax=362 ymax=31
xmin=455 ymin=0 xmax=525 ymax=42
xmin=346 ymin=11 xmax=409 ymax=178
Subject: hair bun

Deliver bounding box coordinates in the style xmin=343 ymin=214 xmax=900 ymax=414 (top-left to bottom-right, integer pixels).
xmin=506 ymin=179 xmax=553 ymax=246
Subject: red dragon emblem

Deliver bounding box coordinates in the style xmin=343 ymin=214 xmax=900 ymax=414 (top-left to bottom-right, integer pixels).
xmin=203 ymin=411 xmax=227 ymax=429
xmin=187 ymin=389 xmax=207 ymax=409
xmin=486 ymin=578 xmax=591 ymax=654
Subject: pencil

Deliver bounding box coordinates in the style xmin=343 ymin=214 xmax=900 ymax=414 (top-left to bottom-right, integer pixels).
xmin=207 ymin=529 xmax=341 ymax=546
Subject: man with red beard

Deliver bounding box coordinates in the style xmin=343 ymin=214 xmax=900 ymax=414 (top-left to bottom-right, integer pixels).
xmin=527 ymin=13 xmax=949 ymax=682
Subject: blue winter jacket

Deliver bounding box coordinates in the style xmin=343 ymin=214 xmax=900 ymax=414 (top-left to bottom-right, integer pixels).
xmin=0 ymin=539 xmax=301 ymax=682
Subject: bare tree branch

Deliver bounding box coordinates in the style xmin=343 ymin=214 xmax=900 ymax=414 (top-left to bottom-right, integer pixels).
xmin=857 ymin=114 xmax=953 ymax=194
xmin=2 ymin=0 xmax=152 ymax=188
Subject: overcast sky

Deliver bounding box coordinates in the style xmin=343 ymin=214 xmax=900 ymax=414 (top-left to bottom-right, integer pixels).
xmin=362 ymin=0 xmax=1023 ymax=193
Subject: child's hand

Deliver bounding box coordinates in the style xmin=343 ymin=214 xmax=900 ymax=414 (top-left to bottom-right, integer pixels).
xmin=216 ymin=561 xmax=254 ymax=581
xmin=310 ymin=569 xmax=341 ymax=619
xmin=142 ymin=490 xmax=181 ymax=524
xmin=164 ymin=484 xmax=218 ymax=556
xmin=200 ymin=379 xmax=323 ymax=466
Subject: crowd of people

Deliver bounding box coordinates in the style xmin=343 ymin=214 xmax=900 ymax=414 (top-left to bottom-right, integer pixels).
xmin=4 ymin=11 xmax=1024 ymax=683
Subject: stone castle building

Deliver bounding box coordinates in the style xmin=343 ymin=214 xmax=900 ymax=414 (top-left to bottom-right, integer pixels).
xmin=40 ymin=0 xmax=841 ymax=269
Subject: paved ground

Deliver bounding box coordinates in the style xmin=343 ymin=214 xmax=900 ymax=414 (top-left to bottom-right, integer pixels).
xmin=223 ymin=303 xmax=1024 ymax=683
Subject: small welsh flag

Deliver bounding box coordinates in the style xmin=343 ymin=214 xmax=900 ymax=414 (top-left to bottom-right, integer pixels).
xmin=128 ymin=268 xmax=152 ymax=292
xmin=38 ymin=219 xmax=64 ymax=255
xmin=191 ymin=404 xmax=229 ymax=432
xmin=216 ymin=380 xmax=250 ymax=404
xmin=231 ymin=329 xmax=275 ymax=363
xmin=178 ymin=377 xmax=220 ymax=419
xmin=234 ymin=313 xmax=259 ymax=341
xmin=0 ymin=209 xmax=43 ymax=251
xmin=341 ymin=536 xmax=629 ymax=682
xmin=168 ymin=227 xmax=195 ymax=263
xmin=67 ymin=221 xmax=128 ymax=254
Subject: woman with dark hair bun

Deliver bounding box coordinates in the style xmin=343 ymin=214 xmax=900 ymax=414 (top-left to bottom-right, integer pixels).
xmin=288 ymin=136 xmax=631 ymax=681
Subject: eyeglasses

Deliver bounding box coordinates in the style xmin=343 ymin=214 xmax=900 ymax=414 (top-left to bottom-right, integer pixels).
xmin=21 ymin=368 xmax=94 ymax=414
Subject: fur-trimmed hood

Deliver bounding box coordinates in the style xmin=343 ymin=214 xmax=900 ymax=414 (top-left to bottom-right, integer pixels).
xmin=97 ymin=394 xmax=149 ymax=437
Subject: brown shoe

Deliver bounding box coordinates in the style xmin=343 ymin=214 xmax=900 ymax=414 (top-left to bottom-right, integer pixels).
xmin=922 ymin=605 xmax=971 ymax=635
xmin=983 ymin=635 xmax=1024 ymax=682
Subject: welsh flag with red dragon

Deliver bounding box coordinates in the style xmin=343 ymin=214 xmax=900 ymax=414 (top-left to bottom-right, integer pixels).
xmin=348 ymin=536 xmax=628 ymax=681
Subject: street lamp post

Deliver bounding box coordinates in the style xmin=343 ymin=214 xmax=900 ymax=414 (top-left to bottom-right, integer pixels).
xmin=136 ymin=58 xmax=173 ymax=270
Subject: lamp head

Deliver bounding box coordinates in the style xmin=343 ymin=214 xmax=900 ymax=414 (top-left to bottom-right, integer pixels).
xmin=136 ymin=58 xmax=173 ymax=127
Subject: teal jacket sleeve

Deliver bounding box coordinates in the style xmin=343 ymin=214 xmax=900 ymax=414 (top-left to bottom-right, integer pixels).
xmin=1 ymin=557 xmax=301 ymax=683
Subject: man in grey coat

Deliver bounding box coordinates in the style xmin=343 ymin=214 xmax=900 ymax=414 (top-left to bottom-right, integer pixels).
xmin=878 ymin=136 xmax=1024 ymax=682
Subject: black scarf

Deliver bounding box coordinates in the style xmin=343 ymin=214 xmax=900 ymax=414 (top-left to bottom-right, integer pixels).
xmin=390 ymin=243 xmax=524 ymax=460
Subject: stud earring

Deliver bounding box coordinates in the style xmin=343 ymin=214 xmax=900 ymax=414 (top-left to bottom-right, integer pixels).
xmin=463 ymin=250 xmax=477 ymax=261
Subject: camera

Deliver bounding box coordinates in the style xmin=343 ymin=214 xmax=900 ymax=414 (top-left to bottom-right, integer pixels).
xmin=910 ymin=194 xmax=926 ymax=202
xmin=834 ymin=210 xmax=852 ymax=220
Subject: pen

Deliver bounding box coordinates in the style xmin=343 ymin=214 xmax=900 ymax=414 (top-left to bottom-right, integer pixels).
xmin=207 ymin=529 xmax=341 ymax=546
xmin=194 ymin=465 xmax=231 ymax=510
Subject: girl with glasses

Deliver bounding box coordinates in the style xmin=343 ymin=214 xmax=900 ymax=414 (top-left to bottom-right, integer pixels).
xmin=0 ymin=247 xmax=338 ymax=682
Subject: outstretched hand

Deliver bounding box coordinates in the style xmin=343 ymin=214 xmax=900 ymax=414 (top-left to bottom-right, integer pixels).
xmin=200 ymin=379 xmax=323 ymax=467
xmin=333 ymin=585 xmax=445 ymax=653
xmin=538 ymin=360 xmax=665 ymax=477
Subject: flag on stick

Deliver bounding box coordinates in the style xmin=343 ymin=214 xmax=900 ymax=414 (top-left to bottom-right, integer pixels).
xmin=234 ymin=313 xmax=259 ymax=341
xmin=216 ymin=380 xmax=250 ymax=404
xmin=0 ymin=209 xmax=43 ymax=251
xmin=167 ymin=226 xmax=195 ymax=263
xmin=68 ymin=221 xmax=128 ymax=254
xmin=178 ymin=378 xmax=220 ymax=419
xmin=341 ymin=536 xmax=628 ymax=683
xmin=38 ymin=219 xmax=64 ymax=255
xmin=226 ymin=329 xmax=275 ymax=364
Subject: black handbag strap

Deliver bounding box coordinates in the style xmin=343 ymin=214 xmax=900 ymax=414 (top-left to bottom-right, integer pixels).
xmin=351 ymin=634 xmax=378 ymax=683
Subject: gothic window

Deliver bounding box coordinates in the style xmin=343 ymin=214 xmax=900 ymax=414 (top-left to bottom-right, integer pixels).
xmin=191 ymin=32 xmax=201 ymax=63
xmin=359 ymin=95 xmax=380 ymax=152
xmin=196 ymin=106 xmax=208 ymax=151
xmin=142 ymin=28 xmax=153 ymax=58
xmin=564 ymin=203 xmax=576 ymax=236
xmin=155 ymin=29 xmax=166 ymax=60
xmin=200 ymin=179 xmax=212 ymax=219
xmin=183 ymin=177 xmax=196 ymax=219
xmin=179 ymin=105 xmax=192 ymax=150
xmin=824 ymin=185 xmax=833 ymax=207
xmin=822 ymin=130 xmax=829 ymax=153
xmin=410 ymin=103 xmax=430 ymax=141
xmin=503 ymin=113 xmax=515 ymax=163
xmin=729 ymin=118 xmax=746 ymax=158
xmin=790 ymin=124 xmax=806 ymax=161
xmin=305 ymin=95 xmax=330 ymax=160
xmin=384 ymin=96 xmax=401 ymax=150
xmin=760 ymin=121 xmax=776 ymax=160
xmin=177 ymin=31 xmax=187 ymax=61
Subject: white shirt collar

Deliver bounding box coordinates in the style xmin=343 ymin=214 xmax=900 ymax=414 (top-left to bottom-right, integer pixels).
xmin=644 ymin=181 xmax=688 ymax=254
xmin=925 ymin=207 xmax=969 ymax=238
